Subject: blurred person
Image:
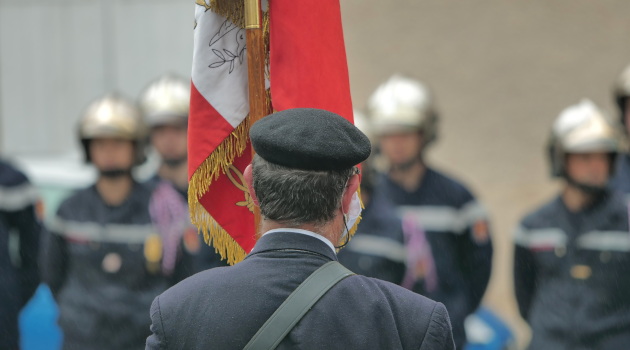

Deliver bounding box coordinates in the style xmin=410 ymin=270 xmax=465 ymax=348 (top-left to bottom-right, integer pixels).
xmin=337 ymin=110 xmax=408 ymax=284
xmin=42 ymin=93 xmax=189 ymax=350
xmin=367 ymin=74 xmax=493 ymax=349
xmin=146 ymin=108 xmax=455 ymax=349
xmin=610 ymin=63 xmax=630 ymax=194
xmin=338 ymin=111 xmax=436 ymax=289
xmin=514 ymin=99 xmax=630 ymax=350
xmin=139 ymin=74 xmax=226 ymax=275
xmin=0 ymin=159 xmax=41 ymax=350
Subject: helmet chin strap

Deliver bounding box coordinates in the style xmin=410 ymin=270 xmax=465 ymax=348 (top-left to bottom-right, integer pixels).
xmin=163 ymin=155 xmax=187 ymax=168
xmin=390 ymin=155 xmax=423 ymax=173
xmin=100 ymin=168 xmax=132 ymax=179
xmin=565 ymin=175 xmax=610 ymax=198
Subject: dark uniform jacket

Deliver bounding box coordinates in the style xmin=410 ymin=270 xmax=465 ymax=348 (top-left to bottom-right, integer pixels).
xmin=146 ymin=231 xmax=455 ymax=350
xmin=0 ymin=160 xmax=41 ymax=350
xmin=514 ymin=193 xmax=630 ymax=350
xmin=338 ymin=191 xmax=406 ymax=285
xmin=611 ymin=154 xmax=630 ymax=195
xmin=42 ymin=182 xmax=173 ymax=350
xmin=378 ymin=168 xmax=493 ymax=348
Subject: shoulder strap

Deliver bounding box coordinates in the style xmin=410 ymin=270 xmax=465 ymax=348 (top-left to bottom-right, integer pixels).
xmin=244 ymin=261 xmax=354 ymax=350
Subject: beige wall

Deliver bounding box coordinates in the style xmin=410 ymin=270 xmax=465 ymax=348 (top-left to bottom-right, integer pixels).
xmin=340 ymin=1 xmax=630 ymax=347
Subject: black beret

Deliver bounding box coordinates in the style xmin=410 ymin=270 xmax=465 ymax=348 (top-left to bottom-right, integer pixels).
xmin=250 ymin=108 xmax=371 ymax=171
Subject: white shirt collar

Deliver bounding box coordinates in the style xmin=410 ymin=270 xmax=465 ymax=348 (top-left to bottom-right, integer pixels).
xmin=263 ymin=228 xmax=336 ymax=254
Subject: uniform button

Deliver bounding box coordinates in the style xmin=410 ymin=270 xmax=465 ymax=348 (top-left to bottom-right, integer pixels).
xmin=555 ymin=246 xmax=566 ymax=257
xmin=102 ymin=252 xmax=122 ymax=273
xmin=600 ymin=251 xmax=611 ymax=263
xmin=570 ymin=264 xmax=592 ymax=280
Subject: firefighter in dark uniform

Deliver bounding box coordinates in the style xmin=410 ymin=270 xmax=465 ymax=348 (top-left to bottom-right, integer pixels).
xmin=610 ymin=63 xmax=630 ymax=194
xmin=41 ymin=93 xmax=185 ymax=350
xmin=146 ymin=108 xmax=455 ymax=349
xmin=514 ymin=99 xmax=630 ymax=350
xmin=0 ymin=159 xmax=41 ymax=350
xmin=338 ymin=110 xmax=407 ymax=285
xmin=367 ymin=75 xmax=493 ymax=348
xmin=139 ymin=74 xmax=226 ymax=276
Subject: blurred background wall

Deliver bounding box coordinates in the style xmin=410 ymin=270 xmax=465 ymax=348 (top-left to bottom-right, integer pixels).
xmin=0 ymin=0 xmax=194 ymax=155
xmin=1 ymin=0 xmax=629 ymax=347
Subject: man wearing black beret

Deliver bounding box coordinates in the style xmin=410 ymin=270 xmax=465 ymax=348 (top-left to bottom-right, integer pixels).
xmin=146 ymin=108 xmax=455 ymax=350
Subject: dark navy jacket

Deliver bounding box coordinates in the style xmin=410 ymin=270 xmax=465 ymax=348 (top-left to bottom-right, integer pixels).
xmin=611 ymin=154 xmax=630 ymax=195
xmin=514 ymin=193 xmax=630 ymax=350
xmin=146 ymin=231 xmax=455 ymax=350
xmin=338 ymin=191 xmax=406 ymax=285
xmin=42 ymin=182 xmax=172 ymax=350
xmin=378 ymin=168 xmax=493 ymax=348
xmin=0 ymin=160 xmax=41 ymax=350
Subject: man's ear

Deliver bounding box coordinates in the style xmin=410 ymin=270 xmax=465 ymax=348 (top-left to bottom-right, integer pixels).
xmin=243 ymin=164 xmax=259 ymax=206
xmin=341 ymin=173 xmax=360 ymax=214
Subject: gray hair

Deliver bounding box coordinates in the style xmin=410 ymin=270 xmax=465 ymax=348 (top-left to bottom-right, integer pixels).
xmin=252 ymin=155 xmax=355 ymax=227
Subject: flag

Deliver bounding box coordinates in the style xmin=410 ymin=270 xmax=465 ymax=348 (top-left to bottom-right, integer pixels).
xmin=189 ymin=1 xmax=255 ymax=265
xmin=188 ymin=0 xmax=356 ymax=265
xmin=269 ymin=0 xmax=354 ymax=120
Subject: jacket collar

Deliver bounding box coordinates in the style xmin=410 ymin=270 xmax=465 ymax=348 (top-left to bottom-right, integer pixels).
xmin=246 ymin=231 xmax=338 ymax=262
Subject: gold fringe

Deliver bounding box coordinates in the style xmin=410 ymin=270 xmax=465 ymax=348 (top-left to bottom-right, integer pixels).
xmin=262 ymin=8 xmax=270 ymax=81
xmin=189 ymin=118 xmax=251 ymax=201
xmin=188 ymin=117 xmax=251 ymax=265
xmin=196 ymin=0 xmax=245 ymax=28
xmin=190 ymin=202 xmax=247 ymax=265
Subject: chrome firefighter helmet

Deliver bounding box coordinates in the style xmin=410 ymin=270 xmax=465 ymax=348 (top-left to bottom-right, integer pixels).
xmin=548 ymin=99 xmax=623 ymax=177
xmin=613 ymin=63 xmax=630 ymax=125
xmin=366 ymin=74 xmax=438 ymax=146
xmin=78 ymin=93 xmax=146 ymax=164
xmin=139 ymin=74 xmax=190 ymax=128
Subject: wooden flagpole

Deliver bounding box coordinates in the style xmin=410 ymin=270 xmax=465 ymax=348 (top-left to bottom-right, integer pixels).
xmin=245 ymin=0 xmax=269 ymax=234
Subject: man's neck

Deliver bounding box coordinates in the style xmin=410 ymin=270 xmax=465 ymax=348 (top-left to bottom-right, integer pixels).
xmin=96 ymin=176 xmax=133 ymax=206
xmin=562 ymin=185 xmax=595 ymax=212
xmin=158 ymin=161 xmax=188 ymax=191
xmin=259 ymin=218 xmax=342 ymax=247
xmin=389 ymin=159 xmax=426 ymax=192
